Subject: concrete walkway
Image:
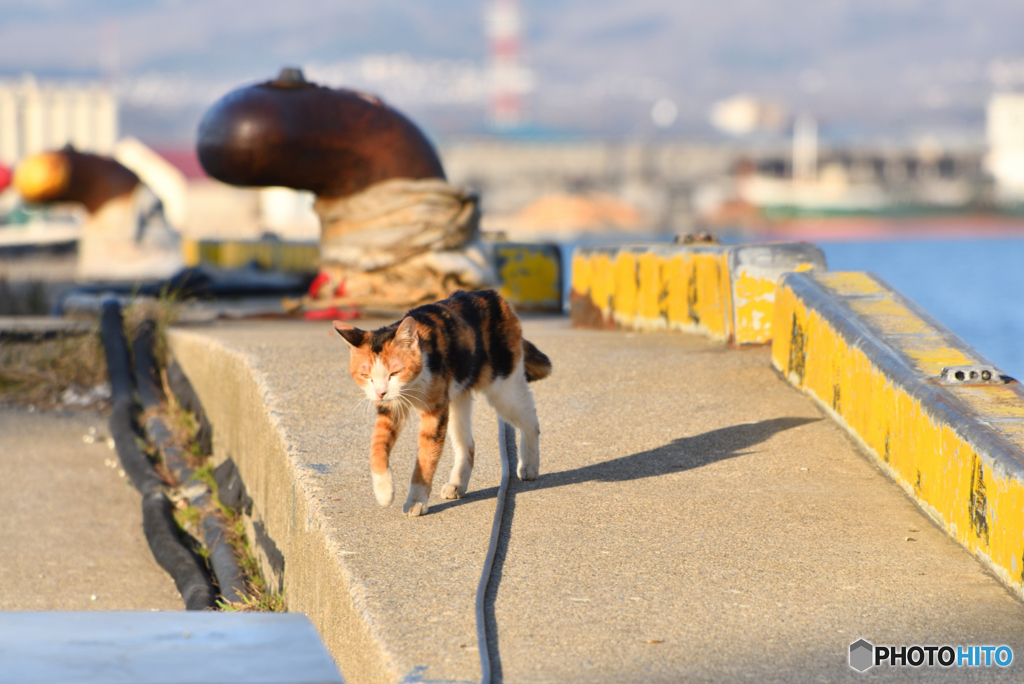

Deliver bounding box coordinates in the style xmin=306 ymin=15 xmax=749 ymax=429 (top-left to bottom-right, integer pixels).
xmin=489 ymin=322 xmax=1024 ymax=683
xmin=167 ymin=317 xmax=1024 ymax=683
xmin=0 ymin=407 xmax=183 ymax=611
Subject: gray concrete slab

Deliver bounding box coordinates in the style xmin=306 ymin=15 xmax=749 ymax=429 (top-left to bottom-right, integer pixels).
xmin=0 ymin=611 xmax=342 ymax=684
xmin=168 ymin=317 xmax=1024 ymax=683
xmin=0 ymin=406 xmax=183 ymax=611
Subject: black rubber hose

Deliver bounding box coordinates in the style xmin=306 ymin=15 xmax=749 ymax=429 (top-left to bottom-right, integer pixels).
xmin=166 ymin=361 xmax=213 ymax=456
xmin=58 ymin=266 xmax=313 ymax=305
xmin=131 ymin=316 xmax=247 ymax=605
xmin=132 ymin=318 xmax=162 ymax=411
xmin=107 ymin=396 xmax=166 ymax=495
xmin=99 ymin=299 xmax=134 ymax=401
xmin=99 ymin=298 xmax=217 ymax=611
xmin=197 ymin=496 xmax=247 ymax=605
xmin=141 ymin=488 xmax=219 ymax=610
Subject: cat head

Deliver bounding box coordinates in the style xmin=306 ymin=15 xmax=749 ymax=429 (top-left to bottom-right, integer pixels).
xmin=334 ymin=317 xmax=424 ymax=404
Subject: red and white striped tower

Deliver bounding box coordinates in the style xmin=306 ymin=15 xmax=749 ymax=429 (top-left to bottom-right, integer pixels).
xmin=487 ymin=0 xmax=524 ymax=128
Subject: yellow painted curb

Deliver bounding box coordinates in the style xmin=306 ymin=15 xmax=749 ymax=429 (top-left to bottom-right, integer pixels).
xmin=772 ymin=270 xmax=1024 ymax=598
xmin=181 ymin=238 xmax=563 ymax=313
xmin=487 ymin=242 xmax=562 ymax=313
xmin=181 ymin=237 xmax=320 ymax=273
xmin=570 ymin=243 xmax=825 ymax=343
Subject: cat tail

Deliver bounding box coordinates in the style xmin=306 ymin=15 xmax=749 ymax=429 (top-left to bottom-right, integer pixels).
xmin=522 ymin=339 xmax=552 ymax=382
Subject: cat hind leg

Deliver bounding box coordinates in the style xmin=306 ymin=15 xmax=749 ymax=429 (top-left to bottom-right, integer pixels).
xmin=486 ymin=369 xmax=540 ymax=481
xmin=442 ymin=392 xmax=475 ymax=500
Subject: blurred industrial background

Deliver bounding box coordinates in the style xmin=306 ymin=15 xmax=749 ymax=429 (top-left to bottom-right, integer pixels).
xmin=3 ymin=0 xmax=1024 ymax=245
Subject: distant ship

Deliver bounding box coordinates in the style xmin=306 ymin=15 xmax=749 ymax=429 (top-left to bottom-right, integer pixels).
xmin=703 ymin=111 xmax=1024 ymax=240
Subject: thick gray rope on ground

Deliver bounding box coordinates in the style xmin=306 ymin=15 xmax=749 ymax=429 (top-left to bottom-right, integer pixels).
xmin=475 ymin=419 xmax=516 ymax=684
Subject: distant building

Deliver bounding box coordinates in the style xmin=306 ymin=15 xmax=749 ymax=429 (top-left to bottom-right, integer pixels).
xmin=0 ymin=76 xmax=117 ymax=167
xmin=709 ymin=94 xmax=788 ymax=137
xmin=987 ymin=92 xmax=1024 ymax=201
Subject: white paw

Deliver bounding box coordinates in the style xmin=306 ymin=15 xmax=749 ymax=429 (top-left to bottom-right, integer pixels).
xmin=517 ymin=462 xmax=539 ymax=481
xmin=372 ymin=470 xmax=394 ymax=506
xmin=403 ymin=483 xmax=430 ymax=516
xmin=403 ymin=501 xmax=429 ymax=517
xmin=441 ymin=483 xmax=462 ymax=500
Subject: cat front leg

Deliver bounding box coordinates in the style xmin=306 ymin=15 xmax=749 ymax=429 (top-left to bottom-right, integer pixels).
xmin=369 ymin=406 xmax=404 ymax=506
xmin=404 ymin=402 xmax=449 ymax=516
xmin=442 ymin=392 xmax=474 ymax=500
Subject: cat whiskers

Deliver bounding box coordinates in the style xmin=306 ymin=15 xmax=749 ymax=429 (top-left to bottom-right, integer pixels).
xmin=397 ymin=385 xmax=430 ymax=413
xmin=353 ymin=396 xmax=376 ymax=418
xmin=394 ymin=396 xmax=414 ymax=419
xmin=395 ymin=385 xmax=428 ymax=403
xmin=400 ymin=390 xmax=431 ymax=414
xmin=376 ymin=393 xmax=413 ymax=420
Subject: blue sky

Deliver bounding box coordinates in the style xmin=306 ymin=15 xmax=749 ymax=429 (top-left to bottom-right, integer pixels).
xmin=1 ymin=0 xmax=1021 ymax=142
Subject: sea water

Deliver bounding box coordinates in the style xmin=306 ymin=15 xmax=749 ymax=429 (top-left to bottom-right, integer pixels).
xmin=818 ymin=238 xmax=1024 ymax=380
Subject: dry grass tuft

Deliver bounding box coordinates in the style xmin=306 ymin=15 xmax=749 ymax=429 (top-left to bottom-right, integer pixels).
xmin=159 ymin=407 xmax=286 ymax=612
xmin=124 ymin=295 xmax=180 ymax=370
xmin=219 ymin=586 xmax=287 ymax=612
xmin=0 ymin=332 xmax=108 ymax=407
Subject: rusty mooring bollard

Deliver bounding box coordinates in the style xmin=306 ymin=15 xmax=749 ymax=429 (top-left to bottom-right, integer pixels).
xmin=15 ymin=146 xmax=140 ymax=212
xmin=13 ymin=146 xmax=183 ymax=282
xmin=195 ymin=68 xmax=492 ymax=314
xmin=196 ymin=67 xmax=445 ymax=197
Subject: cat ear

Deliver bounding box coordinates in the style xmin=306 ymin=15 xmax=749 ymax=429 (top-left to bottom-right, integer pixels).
xmin=394 ymin=316 xmax=419 ymax=348
xmin=333 ymin=321 xmax=366 ymax=347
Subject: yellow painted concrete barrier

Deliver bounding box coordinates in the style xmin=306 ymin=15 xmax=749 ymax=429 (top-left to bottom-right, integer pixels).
xmin=182 ymin=237 xmax=564 ymax=313
xmin=182 ymin=237 xmax=320 ymax=273
xmin=486 ymin=242 xmax=562 ymax=313
xmin=772 ymin=270 xmax=1024 ymax=598
xmin=570 ymin=242 xmax=825 ymax=344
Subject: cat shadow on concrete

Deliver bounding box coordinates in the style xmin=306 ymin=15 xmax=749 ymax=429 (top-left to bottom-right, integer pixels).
xmin=432 ymin=415 xmax=820 ymax=512
xmin=527 ymin=415 xmax=820 ymax=492
xmin=468 ymin=414 xmax=821 ymax=680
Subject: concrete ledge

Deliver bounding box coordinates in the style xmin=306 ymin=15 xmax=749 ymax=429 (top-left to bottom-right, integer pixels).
xmin=570 ymin=242 xmax=824 ymax=344
xmin=167 ymin=327 xmax=384 ymax=683
xmin=772 ymin=271 xmax=1024 ymax=597
xmin=167 ymin=322 xmax=502 ymax=684
xmin=164 ymin=313 xmax=1024 ymax=681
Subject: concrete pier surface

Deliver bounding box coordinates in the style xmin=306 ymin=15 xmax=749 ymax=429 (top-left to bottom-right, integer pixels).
xmin=0 ymin=407 xmax=183 ymax=611
xmin=167 ymin=316 xmax=1024 ymax=683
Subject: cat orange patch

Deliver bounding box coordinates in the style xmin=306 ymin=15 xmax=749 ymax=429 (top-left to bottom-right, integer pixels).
xmin=335 ymin=289 xmax=551 ymax=515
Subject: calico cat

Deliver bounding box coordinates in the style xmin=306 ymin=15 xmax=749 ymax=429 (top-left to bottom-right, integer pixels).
xmin=334 ymin=289 xmax=552 ymax=516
